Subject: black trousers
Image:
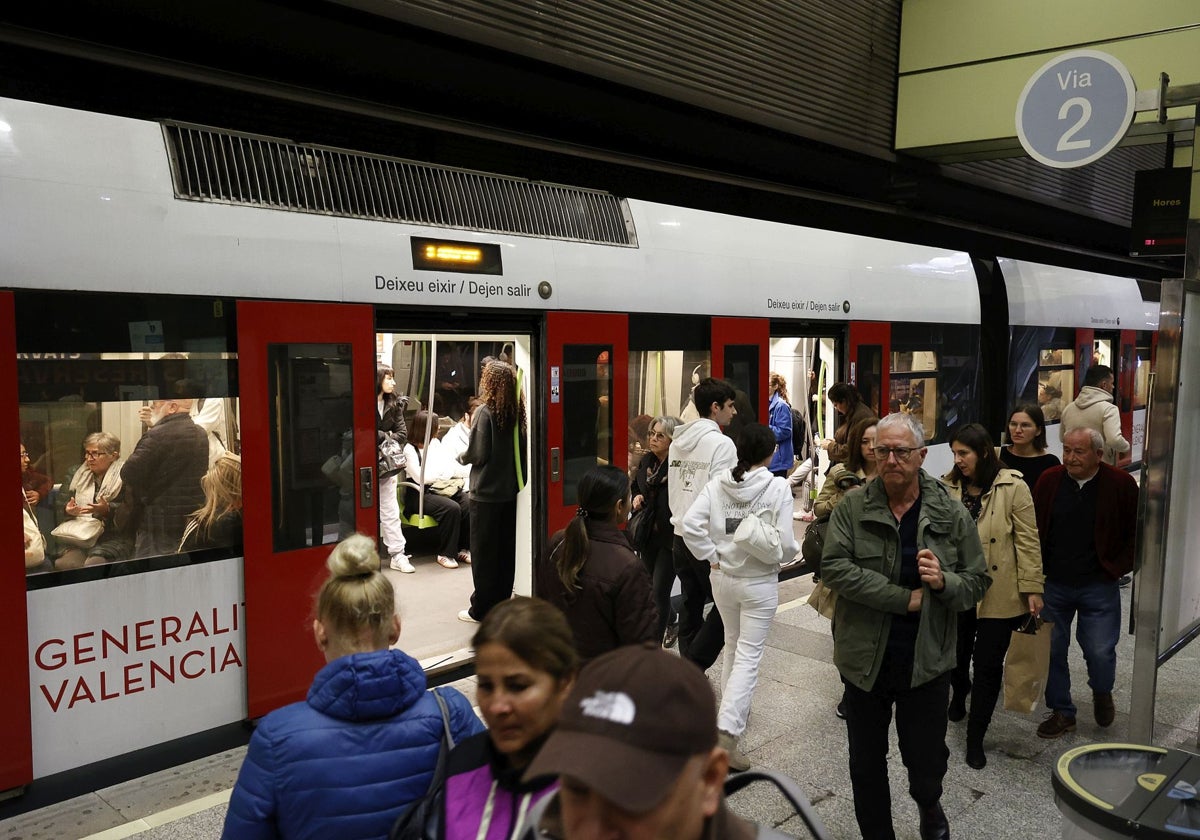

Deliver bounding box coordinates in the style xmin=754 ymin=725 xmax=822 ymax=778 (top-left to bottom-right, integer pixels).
xmin=409 ymin=489 xmax=470 ymax=558
xmin=968 ymin=614 xmax=1025 ymax=733
xmin=467 ymin=497 xmax=517 ymax=622
xmin=842 ymin=655 xmax=950 ymax=840
xmin=671 ymin=536 xmax=724 ymax=670
xmin=951 ymin=607 xmax=977 ymax=697
xmin=642 ymin=542 xmax=677 ymax=643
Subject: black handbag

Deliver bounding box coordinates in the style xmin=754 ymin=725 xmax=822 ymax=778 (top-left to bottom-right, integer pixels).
xmin=800 ymin=515 xmax=830 ymax=577
xmin=390 ymin=689 xmax=456 ymax=840
xmin=378 ymin=436 xmax=406 ymax=479
xmin=626 ymin=506 xmax=654 ymax=552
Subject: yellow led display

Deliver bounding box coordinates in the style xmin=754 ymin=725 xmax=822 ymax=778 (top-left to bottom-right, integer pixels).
xmin=411 ymin=237 xmax=502 ymax=274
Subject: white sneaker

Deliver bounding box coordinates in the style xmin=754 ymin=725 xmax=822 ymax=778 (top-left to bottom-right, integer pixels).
xmin=390 ymin=555 xmax=415 ymax=574
xmin=457 ymin=609 xmax=479 ymax=624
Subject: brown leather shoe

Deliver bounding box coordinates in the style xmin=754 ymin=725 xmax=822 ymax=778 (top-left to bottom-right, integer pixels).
xmin=1037 ymin=710 xmax=1077 ymax=739
xmin=1094 ymin=692 xmax=1115 ymax=727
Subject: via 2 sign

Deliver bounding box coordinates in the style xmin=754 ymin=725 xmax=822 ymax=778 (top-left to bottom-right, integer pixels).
xmin=1016 ymin=50 xmax=1136 ymax=169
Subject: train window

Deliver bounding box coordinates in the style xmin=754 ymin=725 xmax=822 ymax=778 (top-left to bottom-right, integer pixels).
xmin=268 ymin=343 xmax=351 ymax=552
xmin=891 ymin=323 xmax=979 ymax=443
xmin=1132 ymin=334 xmax=1152 ymax=411
xmin=385 ymin=336 xmax=516 ymax=425
xmin=17 ymin=290 xmax=241 ymax=583
xmin=723 ymin=345 xmax=760 ymax=419
xmin=628 ymin=350 xmax=710 ymax=460
xmin=562 ymin=345 xmax=614 ymax=504
xmin=1037 ymin=347 xmax=1075 ymax=423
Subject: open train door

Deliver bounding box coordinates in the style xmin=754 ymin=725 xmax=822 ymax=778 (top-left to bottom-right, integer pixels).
xmin=713 ymin=317 xmax=770 ymax=421
xmin=545 ymin=313 xmax=628 ymax=539
xmin=848 ymin=321 xmax=891 ymax=417
xmin=237 ymin=301 xmax=378 ymax=719
xmin=0 ymin=290 xmax=33 ymax=793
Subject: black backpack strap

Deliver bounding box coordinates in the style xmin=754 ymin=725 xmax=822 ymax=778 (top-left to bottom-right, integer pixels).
xmin=724 ymin=770 xmax=832 ymax=840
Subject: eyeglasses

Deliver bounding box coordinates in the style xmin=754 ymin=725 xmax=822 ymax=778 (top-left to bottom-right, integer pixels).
xmin=872 ymin=446 xmax=917 ymax=462
xmin=84 ymin=450 xmax=111 ymax=460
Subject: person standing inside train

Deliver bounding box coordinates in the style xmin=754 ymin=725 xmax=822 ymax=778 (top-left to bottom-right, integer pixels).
xmin=766 ymin=372 xmax=793 ymax=478
xmin=820 ymin=382 xmax=873 ymax=468
xmin=668 ymin=377 xmax=738 ymax=670
xmin=377 ymin=364 xmax=413 ymax=574
xmin=223 ymin=534 xmax=483 ymax=840
xmin=537 ymin=464 xmax=658 ymax=664
xmin=458 ymin=360 xmax=528 ymax=624
xmin=942 ymin=424 xmax=1043 ymax=769
xmin=1059 ymin=365 xmax=1130 ymax=466
xmin=630 ymin=415 xmax=682 ymax=647
xmin=1000 ymin=403 xmax=1060 ymax=493
xmin=123 ymin=399 xmax=208 ymax=559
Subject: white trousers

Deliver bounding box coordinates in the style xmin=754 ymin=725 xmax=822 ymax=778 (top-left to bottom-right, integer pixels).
xmin=379 ymin=473 xmax=407 ymax=557
xmin=711 ymin=569 xmax=779 ymax=737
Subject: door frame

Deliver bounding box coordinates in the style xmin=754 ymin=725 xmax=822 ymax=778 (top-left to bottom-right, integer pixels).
xmin=237 ymin=300 xmax=378 ymax=719
xmin=848 ymin=321 xmax=891 ymax=418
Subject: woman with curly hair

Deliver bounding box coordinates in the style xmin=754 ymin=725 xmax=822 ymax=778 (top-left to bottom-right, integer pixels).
xmin=457 ymin=360 xmax=528 ymax=623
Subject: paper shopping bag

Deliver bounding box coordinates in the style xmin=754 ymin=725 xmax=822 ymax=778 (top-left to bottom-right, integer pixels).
xmin=1003 ymin=616 xmax=1053 ymax=714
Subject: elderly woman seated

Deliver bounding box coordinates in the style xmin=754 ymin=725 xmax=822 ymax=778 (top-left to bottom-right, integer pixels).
xmin=54 ymin=432 xmax=134 ymax=569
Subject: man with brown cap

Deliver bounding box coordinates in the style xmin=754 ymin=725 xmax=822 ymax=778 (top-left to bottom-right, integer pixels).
xmin=523 ymin=643 xmax=782 ymax=840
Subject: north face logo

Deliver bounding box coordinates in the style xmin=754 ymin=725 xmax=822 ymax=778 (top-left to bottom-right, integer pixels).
xmin=579 ymin=690 xmax=636 ymax=725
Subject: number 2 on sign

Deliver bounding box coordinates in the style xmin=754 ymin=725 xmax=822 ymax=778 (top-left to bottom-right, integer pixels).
xmin=1056 ymin=97 xmax=1092 ymax=152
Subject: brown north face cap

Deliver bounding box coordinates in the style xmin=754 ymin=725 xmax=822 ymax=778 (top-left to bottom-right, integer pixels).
xmin=523 ymin=643 xmax=718 ymax=813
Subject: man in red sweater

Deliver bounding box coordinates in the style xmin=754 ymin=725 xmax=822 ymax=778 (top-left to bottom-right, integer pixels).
xmin=1032 ymin=427 xmax=1138 ymax=739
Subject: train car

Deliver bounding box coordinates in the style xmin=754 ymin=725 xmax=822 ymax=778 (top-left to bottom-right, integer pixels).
xmin=0 ymin=96 xmax=1156 ymax=797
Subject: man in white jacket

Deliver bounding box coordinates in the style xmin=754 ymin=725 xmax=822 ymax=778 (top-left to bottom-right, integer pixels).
xmin=1059 ymin=365 xmax=1129 ymax=466
xmin=668 ymin=377 xmax=738 ymax=669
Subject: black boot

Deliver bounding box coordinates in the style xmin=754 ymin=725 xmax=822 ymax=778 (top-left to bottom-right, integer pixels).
xmin=965 ymin=720 xmax=987 ymax=769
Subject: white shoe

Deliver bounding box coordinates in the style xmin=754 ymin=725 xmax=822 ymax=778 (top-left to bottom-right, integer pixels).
xmin=793 ymin=510 xmax=815 ymax=521
xmin=390 ymin=555 xmax=415 ymax=574
xmin=457 ymin=609 xmax=479 ymax=624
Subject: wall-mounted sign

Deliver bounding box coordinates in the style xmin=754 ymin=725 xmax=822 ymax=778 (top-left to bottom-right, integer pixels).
xmin=1016 ymin=50 xmax=1136 ymax=169
xmin=1129 ymin=168 xmax=1191 ymax=257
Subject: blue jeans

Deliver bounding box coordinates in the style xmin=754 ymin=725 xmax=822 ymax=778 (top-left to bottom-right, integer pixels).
xmin=1041 ymin=578 xmax=1121 ymax=718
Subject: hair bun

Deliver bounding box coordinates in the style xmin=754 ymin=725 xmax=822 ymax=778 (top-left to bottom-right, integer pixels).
xmin=326 ymin=533 xmax=379 ymax=578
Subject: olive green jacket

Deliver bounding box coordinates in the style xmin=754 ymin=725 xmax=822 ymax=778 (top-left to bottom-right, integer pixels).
xmin=822 ymin=470 xmax=990 ymax=691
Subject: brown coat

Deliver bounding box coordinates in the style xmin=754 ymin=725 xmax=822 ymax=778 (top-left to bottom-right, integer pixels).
xmin=536 ymin=520 xmax=658 ymax=663
xmin=942 ymin=467 xmax=1044 ymax=618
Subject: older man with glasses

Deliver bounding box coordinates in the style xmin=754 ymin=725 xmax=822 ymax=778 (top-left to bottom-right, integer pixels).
xmin=822 ymin=413 xmax=990 ymax=840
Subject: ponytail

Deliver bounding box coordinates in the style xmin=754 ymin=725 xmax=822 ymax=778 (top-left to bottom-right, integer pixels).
xmin=555 ymin=465 xmax=628 ymax=592
xmin=731 ymin=423 xmax=777 ymax=483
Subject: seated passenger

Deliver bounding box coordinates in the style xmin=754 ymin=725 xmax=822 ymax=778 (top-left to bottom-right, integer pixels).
xmin=123 ymin=398 xmax=208 ymax=558
xmin=24 ymin=502 xmax=46 ymax=574
xmin=21 ymin=442 xmax=52 ymax=508
xmin=223 ymin=534 xmax=484 ymax=840
xmin=403 ymin=410 xmax=471 ymax=570
xmin=441 ymin=397 xmax=481 ymax=492
xmin=54 ymin=432 xmax=135 ymax=570
xmin=178 ymin=452 xmax=243 ymax=552
xmin=536 ymin=464 xmax=658 ymax=664
xmin=415 ymin=597 xmax=578 ymax=840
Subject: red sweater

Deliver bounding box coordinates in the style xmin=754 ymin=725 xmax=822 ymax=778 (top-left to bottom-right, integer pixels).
xmin=1032 ymin=463 xmax=1138 ymax=582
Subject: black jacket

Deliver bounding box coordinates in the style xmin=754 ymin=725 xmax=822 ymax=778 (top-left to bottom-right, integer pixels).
xmin=631 ymin=452 xmax=672 ymax=553
xmin=122 ymin=412 xmax=208 ymax=558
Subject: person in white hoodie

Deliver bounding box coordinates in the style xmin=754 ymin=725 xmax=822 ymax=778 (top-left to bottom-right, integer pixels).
xmin=668 ymin=377 xmax=738 ymax=669
xmin=1059 ymin=365 xmax=1129 ymax=465
xmin=683 ymin=423 xmax=798 ymax=771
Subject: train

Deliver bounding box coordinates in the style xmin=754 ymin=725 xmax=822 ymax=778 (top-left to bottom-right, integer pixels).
xmin=0 ymin=95 xmax=1158 ymax=796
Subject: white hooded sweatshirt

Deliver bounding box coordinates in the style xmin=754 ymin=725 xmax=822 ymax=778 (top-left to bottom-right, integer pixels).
xmin=667 ymin=418 xmax=738 ymax=536
xmin=1059 ymin=385 xmax=1129 ymax=464
xmin=682 ymin=466 xmax=798 ymax=577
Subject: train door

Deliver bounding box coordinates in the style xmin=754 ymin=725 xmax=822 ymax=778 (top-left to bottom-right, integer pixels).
xmin=546 ymin=313 xmax=628 ymax=539
xmin=237 ymin=301 xmax=378 ymax=718
xmin=770 ymin=331 xmax=840 ymax=517
xmin=374 ymin=330 xmax=534 ymax=669
xmin=848 ymin=322 xmax=890 ymax=418
xmin=0 ymin=290 xmax=32 ymax=792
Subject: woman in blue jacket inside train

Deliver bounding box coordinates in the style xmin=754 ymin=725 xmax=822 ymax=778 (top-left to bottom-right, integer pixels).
xmin=222 ymin=534 xmax=483 ymax=840
xmin=767 ymin=372 xmax=794 ymax=478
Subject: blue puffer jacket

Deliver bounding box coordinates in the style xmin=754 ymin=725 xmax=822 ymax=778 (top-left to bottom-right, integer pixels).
xmin=767 ymin=393 xmax=794 ymax=473
xmin=222 ymin=648 xmax=484 ymax=840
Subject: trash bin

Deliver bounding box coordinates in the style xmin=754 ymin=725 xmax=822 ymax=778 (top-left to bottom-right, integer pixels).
xmin=1053 ymin=742 xmax=1200 ymax=838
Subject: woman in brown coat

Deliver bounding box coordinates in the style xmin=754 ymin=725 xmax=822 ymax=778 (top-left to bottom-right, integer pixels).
xmin=943 ymin=423 xmax=1044 ymax=770
xmin=536 ymin=464 xmax=658 ymax=663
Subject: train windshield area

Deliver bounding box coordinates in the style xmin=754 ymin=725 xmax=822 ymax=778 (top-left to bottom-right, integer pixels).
xmin=377 ymin=331 xmax=533 ymax=666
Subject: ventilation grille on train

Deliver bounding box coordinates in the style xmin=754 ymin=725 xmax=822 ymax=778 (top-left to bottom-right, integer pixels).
xmin=161 ymin=123 xmax=637 ymax=247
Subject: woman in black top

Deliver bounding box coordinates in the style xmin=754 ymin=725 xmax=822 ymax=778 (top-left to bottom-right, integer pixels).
xmin=630 ymin=415 xmax=681 ymax=646
xmin=377 ymin=364 xmax=411 ymax=573
xmin=999 ymin=403 xmax=1060 ymax=493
